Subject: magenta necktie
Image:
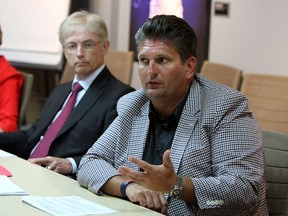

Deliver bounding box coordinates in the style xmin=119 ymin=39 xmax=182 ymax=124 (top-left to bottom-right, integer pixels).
xmin=29 ymin=82 xmax=83 ymax=159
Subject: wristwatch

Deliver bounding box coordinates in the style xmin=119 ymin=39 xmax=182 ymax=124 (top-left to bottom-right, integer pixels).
xmin=169 ymin=175 xmax=183 ymax=199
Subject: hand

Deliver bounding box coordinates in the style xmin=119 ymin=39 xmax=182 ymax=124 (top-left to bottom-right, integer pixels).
xmin=126 ymin=183 xmax=168 ymax=215
xmin=118 ymin=149 xmax=177 ymax=194
xmin=28 ymin=156 xmax=73 ymax=175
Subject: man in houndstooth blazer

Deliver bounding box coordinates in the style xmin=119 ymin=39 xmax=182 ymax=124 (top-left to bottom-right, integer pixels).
xmin=77 ymin=15 xmax=268 ymax=215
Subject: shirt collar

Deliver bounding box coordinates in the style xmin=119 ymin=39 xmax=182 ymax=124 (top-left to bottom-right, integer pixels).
xmin=72 ymin=64 xmax=105 ymax=90
xmin=148 ymin=93 xmax=188 ymax=128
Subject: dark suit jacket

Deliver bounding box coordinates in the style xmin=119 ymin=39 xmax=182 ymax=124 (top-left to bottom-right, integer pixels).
xmin=0 ymin=66 xmax=134 ymax=166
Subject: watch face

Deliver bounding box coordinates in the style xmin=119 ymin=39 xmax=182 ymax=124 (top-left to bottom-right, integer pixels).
xmin=172 ymin=189 xmax=181 ymax=197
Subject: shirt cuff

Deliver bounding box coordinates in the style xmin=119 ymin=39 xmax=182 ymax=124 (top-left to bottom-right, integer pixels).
xmin=66 ymin=157 xmax=77 ymax=174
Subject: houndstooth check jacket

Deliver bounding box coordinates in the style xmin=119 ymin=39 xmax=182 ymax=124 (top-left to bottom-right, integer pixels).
xmin=78 ymin=74 xmax=268 ymax=216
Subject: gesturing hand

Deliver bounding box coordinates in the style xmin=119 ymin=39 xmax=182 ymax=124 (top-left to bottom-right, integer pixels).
xmin=118 ymin=149 xmax=177 ymax=193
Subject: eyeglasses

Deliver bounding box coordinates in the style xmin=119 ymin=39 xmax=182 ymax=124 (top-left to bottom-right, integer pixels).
xmin=64 ymin=40 xmax=102 ymax=52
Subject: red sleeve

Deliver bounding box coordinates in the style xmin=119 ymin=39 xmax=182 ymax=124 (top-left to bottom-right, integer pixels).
xmin=0 ymin=58 xmax=24 ymax=132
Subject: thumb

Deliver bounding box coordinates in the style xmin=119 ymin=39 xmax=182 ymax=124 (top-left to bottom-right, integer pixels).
xmin=163 ymin=149 xmax=173 ymax=168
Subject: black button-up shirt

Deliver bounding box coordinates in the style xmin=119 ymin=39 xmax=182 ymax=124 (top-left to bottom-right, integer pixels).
xmin=143 ymin=97 xmax=187 ymax=165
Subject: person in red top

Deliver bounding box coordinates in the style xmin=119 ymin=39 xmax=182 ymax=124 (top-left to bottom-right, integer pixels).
xmin=0 ymin=24 xmax=23 ymax=132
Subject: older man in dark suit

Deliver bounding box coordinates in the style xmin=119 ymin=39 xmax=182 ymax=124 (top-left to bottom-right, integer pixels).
xmin=0 ymin=10 xmax=134 ymax=176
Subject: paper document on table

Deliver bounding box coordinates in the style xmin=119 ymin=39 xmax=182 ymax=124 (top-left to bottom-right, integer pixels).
xmin=22 ymin=196 xmax=117 ymax=216
xmin=0 ymin=175 xmax=28 ymax=195
xmin=0 ymin=149 xmax=16 ymax=157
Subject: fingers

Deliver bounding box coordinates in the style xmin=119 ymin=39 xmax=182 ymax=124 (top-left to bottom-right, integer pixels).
xmin=28 ymin=156 xmax=52 ymax=165
xmin=129 ymin=150 xmax=173 ymax=172
xmin=52 ymin=158 xmax=73 ymax=175
xmin=28 ymin=158 xmax=55 ymax=171
xmin=159 ymin=192 xmax=168 ymax=215
xmin=29 ymin=158 xmax=55 ymax=170
xmin=28 ymin=157 xmax=72 ymax=175
xmin=129 ymin=156 xmax=152 ymax=172
xmin=148 ymin=192 xmax=167 ymax=213
xmin=126 ymin=184 xmax=167 ymax=214
xmin=134 ymin=189 xmax=168 ymax=214
xmin=118 ymin=166 xmax=146 ymax=181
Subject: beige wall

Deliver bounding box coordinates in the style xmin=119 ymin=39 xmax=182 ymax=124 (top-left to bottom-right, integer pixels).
xmin=209 ymin=0 xmax=288 ymax=76
xmin=90 ymin=0 xmax=142 ymax=89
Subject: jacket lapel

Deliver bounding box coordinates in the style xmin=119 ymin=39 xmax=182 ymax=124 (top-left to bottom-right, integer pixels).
xmin=127 ymin=100 xmax=150 ymax=170
xmin=170 ymin=80 xmax=201 ymax=174
xmin=41 ymin=84 xmax=71 ymax=132
xmin=56 ymin=68 xmax=110 ymax=136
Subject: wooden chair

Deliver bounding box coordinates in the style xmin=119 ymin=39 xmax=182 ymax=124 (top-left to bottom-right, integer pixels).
xmin=60 ymin=49 xmax=134 ymax=85
xmin=104 ymin=49 xmax=134 ymax=85
xmin=59 ymin=62 xmax=73 ymax=84
xmin=262 ymin=130 xmax=288 ymax=216
xmin=18 ymin=71 xmax=34 ymax=127
xmin=199 ymin=60 xmax=242 ymax=90
xmin=240 ymin=73 xmax=288 ymax=133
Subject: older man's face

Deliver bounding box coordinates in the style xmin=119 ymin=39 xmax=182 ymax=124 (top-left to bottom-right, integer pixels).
xmin=63 ymin=28 xmax=109 ymax=80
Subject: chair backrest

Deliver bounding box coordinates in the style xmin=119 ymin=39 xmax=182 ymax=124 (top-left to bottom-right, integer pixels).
xmin=60 ymin=49 xmax=134 ymax=85
xmin=104 ymin=49 xmax=134 ymax=84
xmin=59 ymin=62 xmax=73 ymax=84
xmin=240 ymin=73 xmax=288 ymax=133
xmin=18 ymin=71 xmax=34 ymax=127
xmin=262 ymin=130 xmax=288 ymax=216
xmin=199 ymin=60 xmax=242 ymax=90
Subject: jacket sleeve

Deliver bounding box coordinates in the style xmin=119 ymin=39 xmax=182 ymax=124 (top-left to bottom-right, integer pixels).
xmin=0 ymin=68 xmax=23 ymax=132
xmin=192 ymin=91 xmax=264 ymax=214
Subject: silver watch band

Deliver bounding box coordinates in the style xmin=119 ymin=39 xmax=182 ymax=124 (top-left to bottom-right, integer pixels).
xmin=170 ymin=175 xmax=183 ymax=199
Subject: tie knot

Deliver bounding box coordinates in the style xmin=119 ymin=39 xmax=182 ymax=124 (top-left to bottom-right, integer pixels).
xmin=73 ymin=82 xmax=83 ymax=93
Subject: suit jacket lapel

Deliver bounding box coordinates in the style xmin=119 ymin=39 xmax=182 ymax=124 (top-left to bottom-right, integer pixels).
xmin=170 ymin=80 xmax=201 ymax=174
xmin=57 ymin=67 xmax=110 ymax=136
xmin=41 ymin=84 xmax=71 ymax=132
xmin=127 ymin=100 xmax=150 ymax=170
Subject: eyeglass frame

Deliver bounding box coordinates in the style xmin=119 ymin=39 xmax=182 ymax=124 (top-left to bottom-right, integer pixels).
xmin=63 ymin=40 xmax=102 ymax=53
